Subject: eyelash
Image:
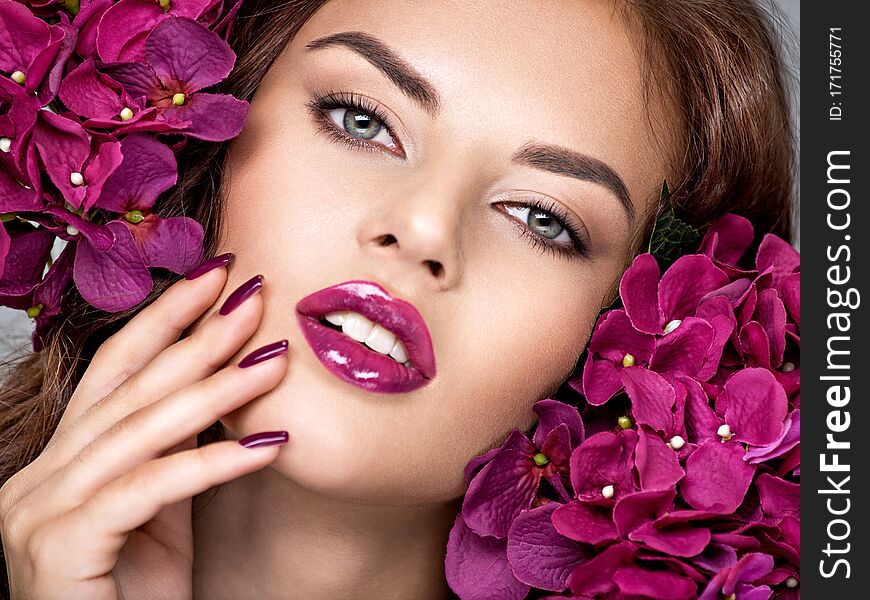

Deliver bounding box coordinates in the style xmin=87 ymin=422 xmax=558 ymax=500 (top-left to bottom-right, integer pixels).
xmin=306 ymin=90 xmax=403 ymax=156
xmin=503 ymin=197 xmax=591 ymax=260
xmin=306 ymin=90 xmax=591 ymax=260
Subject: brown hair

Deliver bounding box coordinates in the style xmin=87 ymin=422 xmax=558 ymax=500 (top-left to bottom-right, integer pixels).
xmin=1 ymin=0 xmax=796 ymax=588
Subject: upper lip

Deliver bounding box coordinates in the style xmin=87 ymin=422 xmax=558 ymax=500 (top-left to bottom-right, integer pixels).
xmin=295 ymin=280 xmax=437 ymax=379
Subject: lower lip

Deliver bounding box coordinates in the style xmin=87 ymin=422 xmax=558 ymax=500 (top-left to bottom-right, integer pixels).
xmin=295 ymin=315 xmax=431 ymax=394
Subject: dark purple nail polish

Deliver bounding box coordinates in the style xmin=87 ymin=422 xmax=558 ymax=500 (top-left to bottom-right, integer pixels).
xmin=185 ymin=253 xmax=235 ymax=280
xmin=239 ymin=430 xmax=289 ymax=449
xmin=239 ymin=340 xmax=288 ymax=368
xmin=219 ymin=275 xmax=263 ymax=315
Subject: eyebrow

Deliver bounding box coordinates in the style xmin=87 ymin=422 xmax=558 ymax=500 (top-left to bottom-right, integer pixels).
xmin=306 ymin=31 xmax=634 ymax=222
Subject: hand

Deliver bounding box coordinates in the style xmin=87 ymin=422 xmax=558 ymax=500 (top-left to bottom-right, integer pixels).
xmin=0 ymin=258 xmax=289 ymax=600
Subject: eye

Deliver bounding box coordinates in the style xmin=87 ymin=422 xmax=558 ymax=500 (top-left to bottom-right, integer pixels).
xmin=326 ymin=107 xmax=395 ymax=146
xmin=307 ymin=91 xmax=404 ymax=157
xmin=498 ymin=198 xmax=591 ymax=259
xmin=503 ymin=205 xmax=572 ymax=243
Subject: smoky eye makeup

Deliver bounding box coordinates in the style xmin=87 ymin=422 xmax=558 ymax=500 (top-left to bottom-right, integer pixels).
xmin=305 ymin=89 xmax=594 ymax=261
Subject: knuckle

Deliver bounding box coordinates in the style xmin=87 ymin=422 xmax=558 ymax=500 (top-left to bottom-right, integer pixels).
xmin=2 ymin=504 xmax=35 ymax=548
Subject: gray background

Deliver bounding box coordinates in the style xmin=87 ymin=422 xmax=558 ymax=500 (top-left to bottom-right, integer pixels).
xmin=0 ymin=1 xmax=800 ymax=361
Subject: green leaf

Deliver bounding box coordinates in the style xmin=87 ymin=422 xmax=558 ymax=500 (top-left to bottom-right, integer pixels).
xmin=647 ymin=180 xmax=701 ymax=270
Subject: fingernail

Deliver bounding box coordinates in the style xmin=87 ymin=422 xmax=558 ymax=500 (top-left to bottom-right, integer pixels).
xmin=239 ymin=430 xmax=289 ymax=449
xmin=239 ymin=340 xmax=288 ymax=368
xmin=219 ymin=274 xmax=263 ymax=315
xmin=185 ymin=253 xmax=235 ymax=280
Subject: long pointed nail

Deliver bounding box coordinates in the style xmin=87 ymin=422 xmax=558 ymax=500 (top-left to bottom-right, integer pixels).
xmin=239 ymin=430 xmax=289 ymax=448
xmin=185 ymin=253 xmax=235 ymax=280
xmin=239 ymin=340 xmax=288 ymax=368
xmin=219 ymin=275 xmax=263 ymax=315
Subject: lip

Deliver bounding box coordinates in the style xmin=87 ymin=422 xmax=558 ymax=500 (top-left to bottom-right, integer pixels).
xmin=295 ymin=280 xmax=437 ymax=394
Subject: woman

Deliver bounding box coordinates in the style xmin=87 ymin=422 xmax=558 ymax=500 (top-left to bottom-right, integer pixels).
xmin=0 ymin=0 xmax=796 ymax=597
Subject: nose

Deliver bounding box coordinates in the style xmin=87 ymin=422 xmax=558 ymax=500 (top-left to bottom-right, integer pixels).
xmin=357 ymin=180 xmax=465 ymax=291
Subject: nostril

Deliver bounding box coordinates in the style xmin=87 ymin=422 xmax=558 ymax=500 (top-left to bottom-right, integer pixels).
xmin=426 ymin=260 xmax=444 ymax=277
xmin=378 ymin=234 xmax=398 ymax=246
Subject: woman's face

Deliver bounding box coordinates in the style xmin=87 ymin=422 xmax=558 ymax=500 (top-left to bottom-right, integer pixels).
xmin=216 ymin=0 xmax=675 ymax=504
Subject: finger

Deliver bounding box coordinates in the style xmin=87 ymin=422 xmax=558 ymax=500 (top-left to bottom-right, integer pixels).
xmin=65 ymin=254 xmax=235 ymax=422
xmin=54 ymin=436 xmax=287 ymax=579
xmin=66 ymin=276 xmax=265 ymax=451
xmin=45 ymin=344 xmax=288 ymax=509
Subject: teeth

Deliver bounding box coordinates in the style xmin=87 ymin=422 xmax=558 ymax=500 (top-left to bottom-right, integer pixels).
xmin=364 ymin=323 xmax=397 ymax=354
xmin=341 ymin=312 xmax=374 ymax=342
xmin=324 ymin=311 xmax=348 ymax=326
xmin=388 ymin=338 xmax=408 ymax=363
xmin=324 ymin=311 xmax=411 ymax=366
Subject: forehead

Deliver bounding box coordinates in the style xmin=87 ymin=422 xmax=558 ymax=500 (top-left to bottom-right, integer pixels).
xmin=293 ymin=0 xmax=674 ymax=218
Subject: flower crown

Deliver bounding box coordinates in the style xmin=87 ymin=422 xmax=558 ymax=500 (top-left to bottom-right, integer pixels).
xmin=446 ymin=213 xmax=800 ymax=599
xmin=0 ymin=0 xmax=248 ymax=350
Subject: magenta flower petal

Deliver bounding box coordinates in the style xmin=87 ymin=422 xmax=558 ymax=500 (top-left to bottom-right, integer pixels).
xmin=780 ymin=272 xmax=800 ymax=326
xmin=699 ymin=213 xmax=754 ymax=267
xmin=0 ymin=166 xmax=40 ymax=212
xmin=0 ymin=224 xmax=53 ymax=297
xmin=590 ymin=309 xmax=656 ymax=364
xmin=755 ymin=288 xmax=787 ymax=367
xmin=58 ymin=59 xmax=126 ymax=119
xmin=533 ymin=399 xmax=585 ymax=449
xmin=462 ymin=448 xmax=541 ymax=538
xmin=97 ymin=60 xmax=165 ymax=101
xmin=614 ymin=565 xmax=698 ymax=599
xmin=620 ymin=253 xmax=664 ymax=334
xmin=756 ymin=234 xmax=799 ymax=285
xmin=613 ymin=488 xmax=675 ymax=538
xmin=635 ymin=427 xmax=684 ymax=492
xmin=507 ymin=503 xmax=592 ymax=592
xmin=97 ymin=0 xmax=215 ymax=62
xmin=567 ymin=541 xmax=636 ymax=597
xmin=42 ymin=206 xmax=114 ymax=251
xmin=629 ymin=520 xmax=710 ymax=558
xmin=650 ymin=317 xmax=714 ymax=377
xmin=658 ymin=255 xmax=729 ymax=323
xmin=723 ymin=553 xmax=775 ymax=595
xmin=579 ymin=355 xmax=624 ymax=406
xmin=30 ymin=111 xmax=91 ymax=209
xmin=96 ymin=133 xmax=177 ymax=212
xmin=73 ymin=0 xmax=113 ymax=59
xmin=146 ymin=17 xmax=236 ymax=93
xmin=464 ymin=446 xmax=502 ymax=485
xmin=445 ymin=514 xmax=531 ymax=600
xmin=128 ymin=214 xmax=204 ymax=274
xmin=680 ymin=377 xmax=719 ymax=444
xmin=569 ymin=430 xmax=637 ymax=501
xmin=82 ymin=136 xmax=124 ymax=212
xmin=738 ymin=321 xmax=771 ymax=369
xmin=756 ymin=474 xmax=799 ymax=521
xmin=73 ymin=220 xmax=152 ymax=311
xmin=681 ymin=440 xmax=755 ymax=514
xmin=0 ymin=0 xmax=50 ymax=75
xmin=723 ymin=368 xmax=788 ymax=447
xmin=160 ymin=92 xmax=248 ymax=141
xmin=743 ymin=409 xmax=800 ymax=464
xmin=551 ymin=500 xmax=616 ymax=545
xmin=620 ymin=367 xmax=675 ymax=434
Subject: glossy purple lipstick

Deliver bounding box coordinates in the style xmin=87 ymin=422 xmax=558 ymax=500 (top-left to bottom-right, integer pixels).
xmin=295 ymin=280 xmax=436 ymax=394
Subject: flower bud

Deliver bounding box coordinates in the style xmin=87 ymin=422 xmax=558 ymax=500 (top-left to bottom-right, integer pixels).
xmin=124 ymin=210 xmax=145 ymax=224
xmin=26 ymin=304 xmax=43 ymax=318
xmin=533 ymin=453 xmax=549 ymax=467
xmin=70 ymin=172 xmax=84 ymax=186
xmin=11 ymin=70 xmax=25 ymax=85
xmin=664 ymin=319 xmax=682 ymax=334
xmin=0 ymin=137 xmax=11 ymax=153
xmin=172 ymin=92 xmax=186 ymax=106
xmin=617 ymin=416 xmax=632 ymax=430
xmin=601 ymin=485 xmax=615 ymax=499
xmin=622 ymin=353 xmax=635 ymax=368
xmin=119 ymin=107 xmax=134 ymax=121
